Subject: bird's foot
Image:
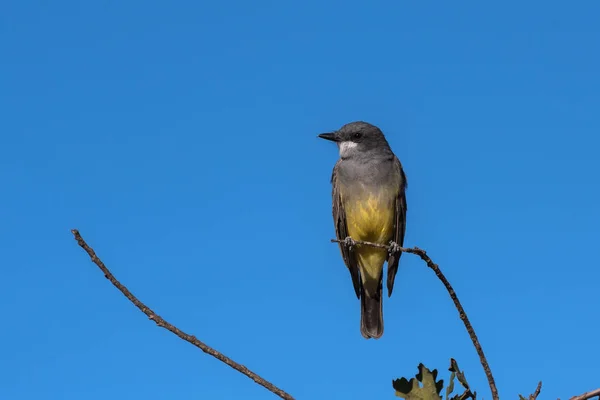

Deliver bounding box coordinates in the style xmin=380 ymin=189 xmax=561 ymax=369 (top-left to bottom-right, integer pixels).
xmin=388 ymin=241 xmax=402 ymax=256
xmin=344 ymin=236 xmax=356 ymax=250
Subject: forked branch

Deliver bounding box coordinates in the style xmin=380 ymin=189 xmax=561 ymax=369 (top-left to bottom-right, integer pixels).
xmin=71 ymin=229 xmax=294 ymax=400
xmin=331 ymin=237 xmax=499 ymax=400
xmin=73 ymin=228 xmax=592 ymax=400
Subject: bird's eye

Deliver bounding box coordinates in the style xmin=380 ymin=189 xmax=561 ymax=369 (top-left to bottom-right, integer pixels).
xmin=353 ymin=132 xmax=362 ymax=140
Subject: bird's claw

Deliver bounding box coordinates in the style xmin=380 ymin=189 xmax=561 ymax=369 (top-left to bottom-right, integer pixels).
xmin=344 ymin=237 xmax=356 ymax=249
xmin=388 ymin=241 xmax=402 ymax=256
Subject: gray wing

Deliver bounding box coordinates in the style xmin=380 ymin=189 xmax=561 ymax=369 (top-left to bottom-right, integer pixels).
xmin=387 ymin=157 xmax=407 ymax=297
xmin=331 ymin=161 xmax=361 ymax=298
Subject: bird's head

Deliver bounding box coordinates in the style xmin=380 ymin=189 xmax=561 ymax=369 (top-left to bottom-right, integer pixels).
xmin=318 ymin=121 xmax=391 ymax=159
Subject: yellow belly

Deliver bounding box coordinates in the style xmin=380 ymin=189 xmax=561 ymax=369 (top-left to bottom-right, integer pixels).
xmin=344 ymin=193 xmax=395 ymax=288
xmin=345 ymin=195 xmax=395 ymax=243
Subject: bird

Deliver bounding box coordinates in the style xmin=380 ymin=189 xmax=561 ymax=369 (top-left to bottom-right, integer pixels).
xmin=318 ymin=121 xmax=407 ymax=339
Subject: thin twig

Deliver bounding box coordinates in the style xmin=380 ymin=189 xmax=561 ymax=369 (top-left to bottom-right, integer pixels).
xmin=529 ymin=381 xmax=543 ymax=400
xmin=71 ymin=229 xmax=294 ymax=400
xmin=570 ymin=388 xmax=600 ymax=400
xmin=331 ymin=238 xmax=499 ymax=400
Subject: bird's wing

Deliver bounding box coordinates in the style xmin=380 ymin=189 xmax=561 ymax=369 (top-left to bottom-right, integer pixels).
xmin=387 ymin=157 xmax=407 ymax=297
xmin=332 ymin=161 xmax=361 ymax=298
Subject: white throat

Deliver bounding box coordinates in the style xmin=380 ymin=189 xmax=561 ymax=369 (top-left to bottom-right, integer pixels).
xmin=338 ymin=141 xmax=358 ymax=158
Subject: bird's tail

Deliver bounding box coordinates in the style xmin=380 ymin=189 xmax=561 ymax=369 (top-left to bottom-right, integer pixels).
xmin=360 ymin=288 xmax=383 ymax=339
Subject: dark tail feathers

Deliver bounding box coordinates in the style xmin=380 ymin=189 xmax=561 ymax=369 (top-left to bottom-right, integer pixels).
xmin=360 ymin=291 xmax=383 ymax=339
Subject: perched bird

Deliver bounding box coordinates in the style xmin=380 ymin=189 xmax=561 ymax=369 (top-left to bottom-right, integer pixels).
xmin=319 ymin=121 xmax=407 ymax=339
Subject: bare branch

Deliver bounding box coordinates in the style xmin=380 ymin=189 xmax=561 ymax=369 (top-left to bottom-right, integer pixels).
xmin=71 ymin=229 xmax=294 ymax=400
xmin=529 ymin=381 xmax=542 ymax=400
xmin=570 ymin=388 xmax=600 ymax=400
xmin=331 ymin=238 xmax=499 ymax=400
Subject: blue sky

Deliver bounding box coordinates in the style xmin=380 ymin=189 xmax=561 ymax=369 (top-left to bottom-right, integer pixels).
xmin=1 ymin=1 xmax=599 ymax=399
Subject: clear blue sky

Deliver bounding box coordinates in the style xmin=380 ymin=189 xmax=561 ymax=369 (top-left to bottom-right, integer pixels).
xmin=1 ymin=1 xmax=599 ymax=399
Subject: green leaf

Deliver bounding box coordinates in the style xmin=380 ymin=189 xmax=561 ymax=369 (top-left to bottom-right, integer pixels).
xmin=393 ymin=363 xmax=444 ymax=400
xmin=445 ymin=371 xmax=456 ymax=400
xmin=447 ymin=359 xmax=475 ymax=400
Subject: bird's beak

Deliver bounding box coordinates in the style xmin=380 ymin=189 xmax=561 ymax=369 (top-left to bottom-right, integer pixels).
xmin=318 ymin=132 xmax=339 ymax=142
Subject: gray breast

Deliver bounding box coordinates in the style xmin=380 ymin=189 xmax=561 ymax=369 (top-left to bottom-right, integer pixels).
xmin=337 ymin=157 xmax=398 ymax=189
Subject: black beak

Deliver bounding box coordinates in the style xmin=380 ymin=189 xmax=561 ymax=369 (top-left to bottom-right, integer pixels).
xmin=318 ymin=132 xmax=339 ymax=142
